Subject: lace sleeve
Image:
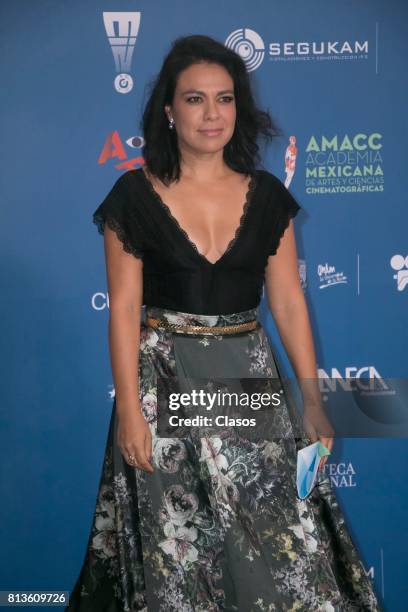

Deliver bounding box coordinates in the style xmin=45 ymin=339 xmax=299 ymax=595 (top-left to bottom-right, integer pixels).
xmin=92 ymin=171 xmax=144 ymax=260
xmin=268 ymin=175 xmax=302 ymax=256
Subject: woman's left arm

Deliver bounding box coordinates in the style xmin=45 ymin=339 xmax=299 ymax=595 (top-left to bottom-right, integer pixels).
xmin=264 ymin=220 xmax=334 ymax=465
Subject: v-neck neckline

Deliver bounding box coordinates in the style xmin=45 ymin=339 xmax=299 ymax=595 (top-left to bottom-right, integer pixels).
xmin=139 ymin=167 xmax=259 ymax=266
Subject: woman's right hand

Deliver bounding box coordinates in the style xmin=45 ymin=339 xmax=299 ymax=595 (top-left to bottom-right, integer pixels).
xmin=117 ymin=408 xmax=154 ymax=473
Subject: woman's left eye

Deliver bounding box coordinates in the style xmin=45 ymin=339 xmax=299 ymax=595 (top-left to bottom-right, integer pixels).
xmin=219 ymin=96 xmax=234 ymax=103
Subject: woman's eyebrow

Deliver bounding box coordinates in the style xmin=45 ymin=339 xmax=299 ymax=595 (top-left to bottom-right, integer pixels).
xmin=181 ymin=89 xmax=234 ymax=95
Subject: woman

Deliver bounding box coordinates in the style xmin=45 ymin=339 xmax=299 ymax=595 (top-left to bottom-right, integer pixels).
xmin=67 ymin=35 xmax=382 ymax=611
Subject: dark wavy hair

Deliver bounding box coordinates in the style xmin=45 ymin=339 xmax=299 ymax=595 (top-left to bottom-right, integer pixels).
xmin=141 ymin=34 xmax=280 ymax=184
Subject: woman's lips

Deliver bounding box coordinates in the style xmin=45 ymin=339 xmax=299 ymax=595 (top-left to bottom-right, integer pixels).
xmin=199 ymin=128 xmax=223 ymax=136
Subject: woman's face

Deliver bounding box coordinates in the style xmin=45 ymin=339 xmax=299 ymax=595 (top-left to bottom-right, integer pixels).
xmin=165 ymin=62 xmax=236 ymax=157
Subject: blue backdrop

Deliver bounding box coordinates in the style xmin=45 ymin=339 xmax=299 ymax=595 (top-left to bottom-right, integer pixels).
xmin=1 ymin=1 xmax=407 ymax=610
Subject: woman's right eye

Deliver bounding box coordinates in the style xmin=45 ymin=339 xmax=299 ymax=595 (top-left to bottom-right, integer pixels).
xmin=186 ymin=96 xmax=201 ymax=103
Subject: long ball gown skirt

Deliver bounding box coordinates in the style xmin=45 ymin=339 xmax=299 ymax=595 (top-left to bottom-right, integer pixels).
xmin=66 ymin=306 xmax=382 ymax=612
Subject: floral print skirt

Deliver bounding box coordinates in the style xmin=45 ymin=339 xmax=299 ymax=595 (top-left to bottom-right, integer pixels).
xmin=67 ymin=306 xmax=382 ymax=612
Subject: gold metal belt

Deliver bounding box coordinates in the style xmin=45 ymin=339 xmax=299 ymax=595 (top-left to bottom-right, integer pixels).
xmin=145 ymin=316 xmax=258 ymax=335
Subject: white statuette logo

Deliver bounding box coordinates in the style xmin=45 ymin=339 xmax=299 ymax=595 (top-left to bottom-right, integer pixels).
xmin=103 ymin=12 xmax=141 ymax=93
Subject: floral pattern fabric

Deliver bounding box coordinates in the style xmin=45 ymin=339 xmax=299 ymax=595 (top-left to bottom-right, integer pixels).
xmin=67 ymin=307 xmax=382 ymax=612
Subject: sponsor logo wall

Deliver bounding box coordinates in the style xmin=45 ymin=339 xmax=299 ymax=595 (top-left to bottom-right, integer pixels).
xmin=2 ymin=1 xmax=406 ymax=609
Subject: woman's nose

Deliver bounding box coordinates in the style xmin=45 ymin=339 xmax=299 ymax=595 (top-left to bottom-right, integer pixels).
xmin=203 ymin=100 xmax=220 ymax=120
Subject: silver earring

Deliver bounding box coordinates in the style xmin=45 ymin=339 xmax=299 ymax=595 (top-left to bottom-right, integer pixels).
xmin=168 ymin=117 xmax=175 ymax=130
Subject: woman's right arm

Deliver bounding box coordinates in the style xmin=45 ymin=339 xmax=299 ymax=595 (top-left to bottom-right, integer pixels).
xmin=103 ymin=225 xmax=154 ymax=473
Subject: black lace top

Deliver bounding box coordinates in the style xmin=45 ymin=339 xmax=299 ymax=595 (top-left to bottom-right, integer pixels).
xmin=92 ymin=167 xmax=301 ymax=315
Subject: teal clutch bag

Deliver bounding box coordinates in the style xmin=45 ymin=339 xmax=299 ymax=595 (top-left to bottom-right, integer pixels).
xmin=296 ymin=441 xmax=331 ymax=499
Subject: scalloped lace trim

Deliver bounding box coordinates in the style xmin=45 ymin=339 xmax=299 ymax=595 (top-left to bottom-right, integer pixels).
xmin=93 ymin=212 xmax=144 ymax=260
xmin=141 ymin=170 xmax=258 ymax=266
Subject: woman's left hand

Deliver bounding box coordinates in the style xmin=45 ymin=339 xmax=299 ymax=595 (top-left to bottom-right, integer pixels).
xmin=302 ymin=405 xmax=335 ymax=472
